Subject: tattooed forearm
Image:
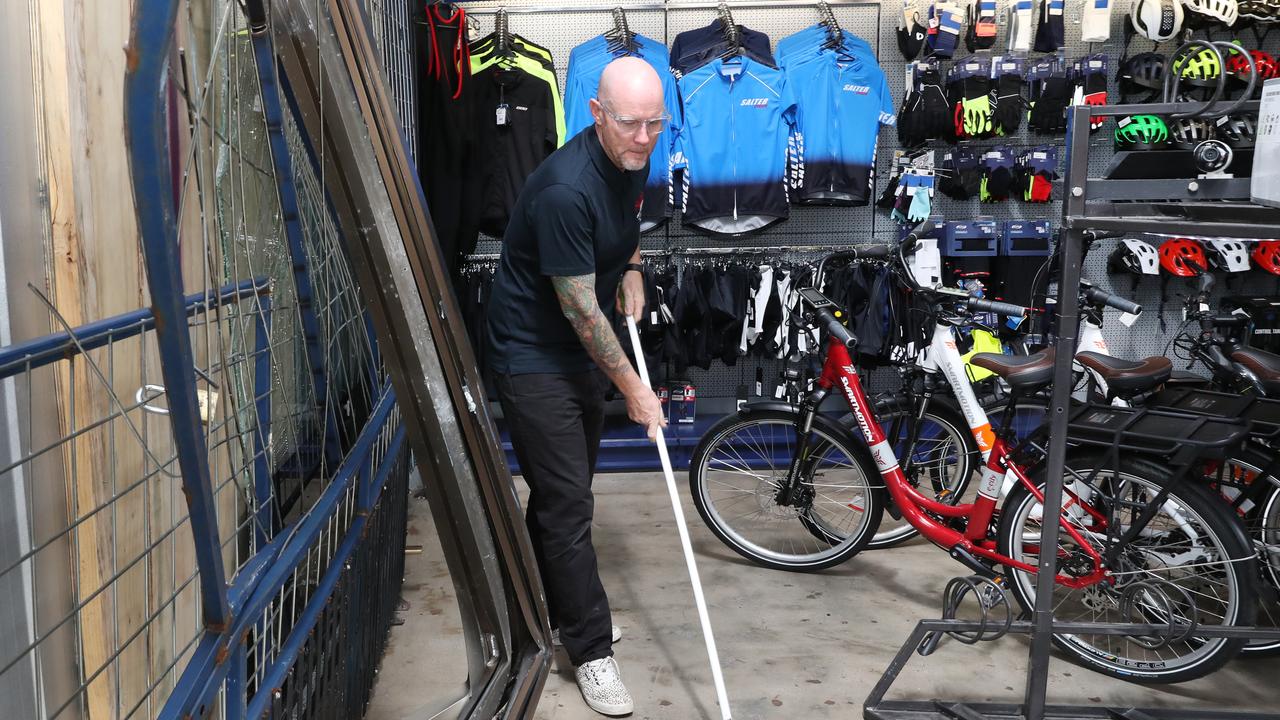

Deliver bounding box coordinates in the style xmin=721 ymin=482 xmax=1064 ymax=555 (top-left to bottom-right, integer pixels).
xmin=552 ymin=274 xmax=637 ymax=387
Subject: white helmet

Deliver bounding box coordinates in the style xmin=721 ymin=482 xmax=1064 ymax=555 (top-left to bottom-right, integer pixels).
xmin=1182 ymin=0 xmax=1239 ymax=25
xmin=1131 ymin=0 xmax=1185 ymax=42
xmin=1205 ymin=239 xmax=1251 ymax=272
xmin=1109 ymin=238 xmax=1161 ymax=275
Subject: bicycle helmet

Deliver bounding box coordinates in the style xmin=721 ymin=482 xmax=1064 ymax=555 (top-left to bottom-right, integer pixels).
xmin=1239 ymin=0 xmax=1273 ymax=19
xmin=1159 ymin=237 xmax=1208 ymax=276
xmin=1172 ymin=46 xmax=1224 ymax=86
xmin=1182 ymin=0 xmax=1239 ymax=26
xmin=1205 ymin=239 xmax=1252 ymax=272
xmin=1131 ymin=0 xmax=1185 ymax=41
xmin=1169 ymin=116 xmax=1216 ymax=148
xmin=1227 ymin=49 xmax=1279 ymax=81
xmin=1119 ymin=52 xmax=1168 ymax=98
xmin=1109 ymin=238 xmax=1162 ymax=275
xmin=1252 ymin=240 xmax=1280 ymax=275
xmin=1115 ymin=114 xmax=1171 ymax=149
xmin=1217 ymin=113 xmax=1257 ymax=147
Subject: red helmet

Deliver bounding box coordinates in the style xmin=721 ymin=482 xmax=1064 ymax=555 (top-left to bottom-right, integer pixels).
xmin=1159 ymin=238 xmax=1208 ymax=277
xmin=1252 ymin=240 xmax=1280 ymax=275
xmin=1228 ymin=50 xmax=1280 ymax=80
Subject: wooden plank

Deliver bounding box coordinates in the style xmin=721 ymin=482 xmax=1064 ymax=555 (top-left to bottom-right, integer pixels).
xmin=33 ymin=3 xmax=117 ymax=717
xmin=34 ymin=0 xmax=153 ymax=716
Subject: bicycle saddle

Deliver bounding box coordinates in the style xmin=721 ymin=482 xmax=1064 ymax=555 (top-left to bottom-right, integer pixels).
xmin=970 ymin=348 xmax=1056 ymax=392
xmin=1074 ymin=352 xmax=1172 ymax=395
xmin=1231 ymin=347 xmax=1280 ymax=395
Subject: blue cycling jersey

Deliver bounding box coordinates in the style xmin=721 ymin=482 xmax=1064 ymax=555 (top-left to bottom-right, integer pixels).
xmin=781 ymin=45 xmax=895 ymax=205
xmin=674 ymin=56 xmax=797 ymax=236
xmin=776 ymin=24 xmax=874 ymax=67
xmin=564 ymin=35 xmax=682 ymax=230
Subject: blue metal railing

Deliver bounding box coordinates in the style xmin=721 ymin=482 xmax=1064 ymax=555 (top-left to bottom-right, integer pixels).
xmin=119 ymin=0 xmax=411 ymax=717
xmin=0 ymin=277 xmax=270 ymax=380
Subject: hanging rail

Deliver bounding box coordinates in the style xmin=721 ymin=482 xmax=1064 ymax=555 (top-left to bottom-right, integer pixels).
xmin=463 ymin=243 xmax=885 ymax=264
xmin=458 ymin=1 xmax=880 ymax=15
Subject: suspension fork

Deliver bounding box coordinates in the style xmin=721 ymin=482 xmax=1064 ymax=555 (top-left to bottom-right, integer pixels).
xmin=897 ymin=390 xmax=934 ymax=481
xmin=776 ymin=387 xmax=830 ymax=507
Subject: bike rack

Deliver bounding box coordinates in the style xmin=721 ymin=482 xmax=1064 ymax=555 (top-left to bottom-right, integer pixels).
xmin=865 ymin=104 xmax=1280 ymax=720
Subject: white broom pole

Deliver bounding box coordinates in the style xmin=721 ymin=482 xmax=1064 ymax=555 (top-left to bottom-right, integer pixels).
xmin=625 ymin=316 xmax=732 ymax=720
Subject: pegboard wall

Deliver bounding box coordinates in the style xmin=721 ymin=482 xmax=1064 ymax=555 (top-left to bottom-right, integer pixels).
xmin=456 ymin=0 xmax=1280 ymax=402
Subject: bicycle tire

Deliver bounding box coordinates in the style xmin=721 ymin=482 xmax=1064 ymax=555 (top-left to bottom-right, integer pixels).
xmin=837 ymin=396 xmax=979 ymax=550
xmin=997 ymin=452 xmax=1257 ymax=684
xmin=1205 ymin=447 xmax=1280 ymax=657
xmin=988 ymin=388 xmax=1280 ymax=656
xmin=688 ymin=409 xmax=884 ymax=572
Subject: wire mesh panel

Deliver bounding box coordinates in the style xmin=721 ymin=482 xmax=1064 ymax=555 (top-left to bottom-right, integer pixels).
xmin=364 ymin=0 xmax=419 ymax=162
xmin=0 ymin=0 xmax=413 ymax=717
xmin=0 ymin=282 xmax=268 ymax=720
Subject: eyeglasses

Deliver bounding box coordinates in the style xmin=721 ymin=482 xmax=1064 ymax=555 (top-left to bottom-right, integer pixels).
xmin=598 ymin=101 xmax=669 ymax=135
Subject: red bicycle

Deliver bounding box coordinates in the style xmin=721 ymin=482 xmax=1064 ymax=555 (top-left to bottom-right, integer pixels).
xmin=689 ymin=233 xmax=1257 ymax=683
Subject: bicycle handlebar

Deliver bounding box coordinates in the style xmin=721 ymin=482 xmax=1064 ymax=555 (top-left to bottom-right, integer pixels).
xmin=1082 ymin=285 xmax=1142 ymax=315
xmin=967 ymin=296 xmax=1029 ymax=318
xmin=813 ymin=307 xmax=857 ymax=350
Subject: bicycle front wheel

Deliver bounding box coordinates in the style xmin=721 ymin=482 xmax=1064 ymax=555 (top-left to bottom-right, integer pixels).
xmin=689 ymin=409 xmax=883 ymax=572
xmin=997 ymin=452 xmax=1257 ymax=684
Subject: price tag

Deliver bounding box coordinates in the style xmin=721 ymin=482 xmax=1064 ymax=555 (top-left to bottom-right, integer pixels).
xmin=1119 ymin=311 xmax=1139 ymax=327
xmin=496 ymin=104 xmax=509 ymax=126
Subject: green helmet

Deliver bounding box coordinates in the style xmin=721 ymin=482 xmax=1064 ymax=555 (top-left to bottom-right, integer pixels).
xmin=1115 ymin=114 xmax=1170 ymax=149
xmin=1173 ymin=47 xmax=1223 ymax=84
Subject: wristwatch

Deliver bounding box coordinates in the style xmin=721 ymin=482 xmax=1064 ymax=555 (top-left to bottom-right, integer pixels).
xmin=624 ymin=263 xmax=644 ymax=275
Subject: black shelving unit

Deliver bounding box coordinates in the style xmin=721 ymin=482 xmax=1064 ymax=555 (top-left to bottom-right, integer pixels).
xmin=864 ymin=103 xmax=1280 ymax=720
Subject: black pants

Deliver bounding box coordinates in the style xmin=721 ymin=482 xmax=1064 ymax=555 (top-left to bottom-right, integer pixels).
xmin=496 ymin=370 xmax=612 ymax=666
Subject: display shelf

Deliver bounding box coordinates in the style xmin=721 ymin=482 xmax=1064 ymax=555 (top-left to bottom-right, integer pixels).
xmin=865 ymin=103 xmax=1280 ymax=720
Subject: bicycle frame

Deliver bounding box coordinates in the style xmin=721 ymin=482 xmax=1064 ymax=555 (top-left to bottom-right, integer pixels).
xmin=815 ymin=334 xmax=1109 ymax=589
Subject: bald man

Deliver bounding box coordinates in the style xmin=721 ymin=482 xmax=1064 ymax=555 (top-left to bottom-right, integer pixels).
xmin=485 ymin=57 xmax=669 ymax=716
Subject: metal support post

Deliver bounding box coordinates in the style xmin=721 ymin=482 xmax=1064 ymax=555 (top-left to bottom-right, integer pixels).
xmin=124 ymin=0 xmax=231 ymax=629
xmin=224 ymin=643 xmax=248 ymax=720
xmin=1022 ymin=105 xmax=1093 ymax=720
xmin=253 ymin=295 xmax=275 ymax=545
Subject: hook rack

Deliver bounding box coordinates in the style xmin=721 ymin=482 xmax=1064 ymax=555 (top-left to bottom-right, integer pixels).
xmin=716 ymin=2 xmax=741 ymax=57
xmin=494 ymin=8 xmax=512 ymax=56
xmin=606 ymin=6 xmax=638 ymax=53
xmin=818 ymin=0 xmax=843 ymax=47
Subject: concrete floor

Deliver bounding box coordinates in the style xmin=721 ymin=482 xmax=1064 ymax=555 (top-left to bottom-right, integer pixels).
xmin=367 ymin=473 xmax=1280 ymax=720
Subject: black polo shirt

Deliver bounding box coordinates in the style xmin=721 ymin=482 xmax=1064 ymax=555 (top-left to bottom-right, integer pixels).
xmin=485 ymin=126 xmax=647 ymax=375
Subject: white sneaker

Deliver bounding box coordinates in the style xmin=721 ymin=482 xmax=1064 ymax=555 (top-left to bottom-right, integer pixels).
xmin=575 ymin=656 xmax=634 ymax=716
xmin=552 ymin=625 xmax=622 ymax=646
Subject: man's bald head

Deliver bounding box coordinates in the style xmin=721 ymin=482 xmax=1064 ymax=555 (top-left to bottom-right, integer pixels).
xmin=597 ymin=57 xmax=664 ymax=115
xmin=590 ymin=57 xmax=666 ymax=172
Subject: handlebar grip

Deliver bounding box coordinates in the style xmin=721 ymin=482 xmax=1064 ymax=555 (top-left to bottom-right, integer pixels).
xmin=968 ymin=297 xmax=1029 ymax=318
xmin=1084 ymin=286 xmax=1142 ymax=315
xmin=851 ymin=244 xmax=892 ymax=260
xmin=900 ymin=219 xmax=941 ymax=255
xmin=1082 ymin=230 xmax=1125 ymax=242
xmin=815 ymin=308 xmax=857 ymax=349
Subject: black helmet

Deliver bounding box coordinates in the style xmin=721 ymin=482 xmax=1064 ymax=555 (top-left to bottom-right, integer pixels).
xmin=1118 ymin=52 xmax=1167 ymax=100
xmin=1169 ymin=117 xmax=1216 ymax=149
xmin=1216 ymin=113 xmax=1257 ymax=148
